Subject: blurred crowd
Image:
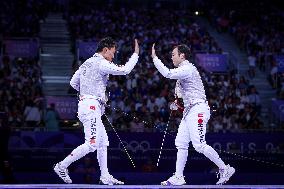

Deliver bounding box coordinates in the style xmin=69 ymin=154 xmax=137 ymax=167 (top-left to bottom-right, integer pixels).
xmin=0 ymin=0 xmax=49 ymax=37
xmin=1 ymin=0 xmax=280 ymax=132
xmin=0 ymin=0 xmax=61 ymax=131
xmin=66 ymin=2 xmax=263 ymax=132
xmin=0 ymin=56 xmax=44 ymax=128
xmin=206 ymin=0 xmax=284 ymax=97
xmin=0 ymin=0 xmax=45 ymax=129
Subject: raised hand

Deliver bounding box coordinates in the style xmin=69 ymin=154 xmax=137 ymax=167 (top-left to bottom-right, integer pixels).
xmin=151 ymin=43 xmax=157 ymax=59
xmin=134 ymin=39 xmax=139 ymax=55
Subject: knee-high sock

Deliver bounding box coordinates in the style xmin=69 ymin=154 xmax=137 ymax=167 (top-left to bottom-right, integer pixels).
xmin=60 ymin=143 xmax=91 ymax=169
xmin=97 ymin=146 xmax=109 ymax=176
xmin=175 ymin=148 xmax=188 ymax=176
xmin=203 ymin=145 xmax=226 ymax=169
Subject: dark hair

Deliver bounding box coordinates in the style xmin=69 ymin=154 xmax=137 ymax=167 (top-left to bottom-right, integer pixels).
xmin=96 ymin=37 xmax=117 ymax=52
xmin=175 ymin=44 xmax=191 ymax=60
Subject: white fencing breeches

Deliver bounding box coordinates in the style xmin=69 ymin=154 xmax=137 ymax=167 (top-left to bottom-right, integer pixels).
xmin=174 ymin=102 xmax=226 ymax=175
xmin=60 ymin=98 xmax=109 ymax=169
xmin=78 ymin=98 xmax=109 ymax=149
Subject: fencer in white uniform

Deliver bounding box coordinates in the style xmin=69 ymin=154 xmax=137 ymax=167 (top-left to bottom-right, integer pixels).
xmin=54 ymin=37 xmax=139 ymax=185
xmin=151 ymin=44 xmax=235 ymax=185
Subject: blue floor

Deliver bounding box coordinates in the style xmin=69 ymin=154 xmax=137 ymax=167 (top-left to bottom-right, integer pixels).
xmin=1 ymin=184 xmax=284 ymax=189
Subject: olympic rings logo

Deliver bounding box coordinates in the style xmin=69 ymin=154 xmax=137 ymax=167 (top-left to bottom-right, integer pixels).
xmin=118 ymin=140 xmax=150 ymax=153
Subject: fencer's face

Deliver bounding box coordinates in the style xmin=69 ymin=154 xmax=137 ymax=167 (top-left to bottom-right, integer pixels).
xmin=171 ymin=48 xmax=183 ymax=67
xmin=103 ymin=47 xmax=116 ymax=61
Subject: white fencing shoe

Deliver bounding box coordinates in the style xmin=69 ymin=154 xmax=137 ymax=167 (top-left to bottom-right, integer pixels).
xmin=161 ymin=174 xmax=186 ymax=186
xmin=53 ymin=163 xmax=72 ymax=184
xmin=99 ymin=174 xmax=124 ymax=185
xmin=216 ymin=164 xmax=235 ymax=185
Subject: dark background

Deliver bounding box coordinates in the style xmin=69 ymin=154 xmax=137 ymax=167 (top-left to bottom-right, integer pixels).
xmin=0 ymin=0 xmax=283 ymax=185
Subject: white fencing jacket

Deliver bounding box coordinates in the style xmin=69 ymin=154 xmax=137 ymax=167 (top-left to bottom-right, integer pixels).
xmin=153 ymin=57 xmax=207 ymax=107
xmin=70 ymin=53 xmax=139 ymax=103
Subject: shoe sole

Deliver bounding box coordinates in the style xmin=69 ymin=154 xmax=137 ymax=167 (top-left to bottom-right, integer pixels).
xmin=99 ymin=180 xmax=124 ymax=185
xmin=161 ymin=181 xmax=186 ymax=186
xmin=161 ymin=181 xmax=171 ymax=186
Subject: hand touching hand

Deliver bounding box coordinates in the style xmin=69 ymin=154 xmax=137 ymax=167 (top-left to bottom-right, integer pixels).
xmin=151 ymin=43 xmax=157 ymax=59
xmin=134 ymin=39 xmax=139 ymax=55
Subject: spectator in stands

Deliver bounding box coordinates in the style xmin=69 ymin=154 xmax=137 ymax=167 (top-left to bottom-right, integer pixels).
xmin=268 ymin=61 xmax=278 ymax=89
xmin=211 ymin=115 xmax=223 ymax=133
xmin=248 ymin=86 xmax=261 ymax=113
xmin=146 ymin=96 xmax=156 ymax=113
xmin=155 ymin=93 xmax=167 ymax=109
xmin=248 ymin=53 xmax=256 ymax=78
xmin=23 ymin=100 xmax=41 ymax=129
xmin=130 ymin=116 xmax=144 ymax=132
xmin=238 ymin=76 xmax=249 ymax=90
xmin=45 ymin=103 xmax=60 ymax=131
